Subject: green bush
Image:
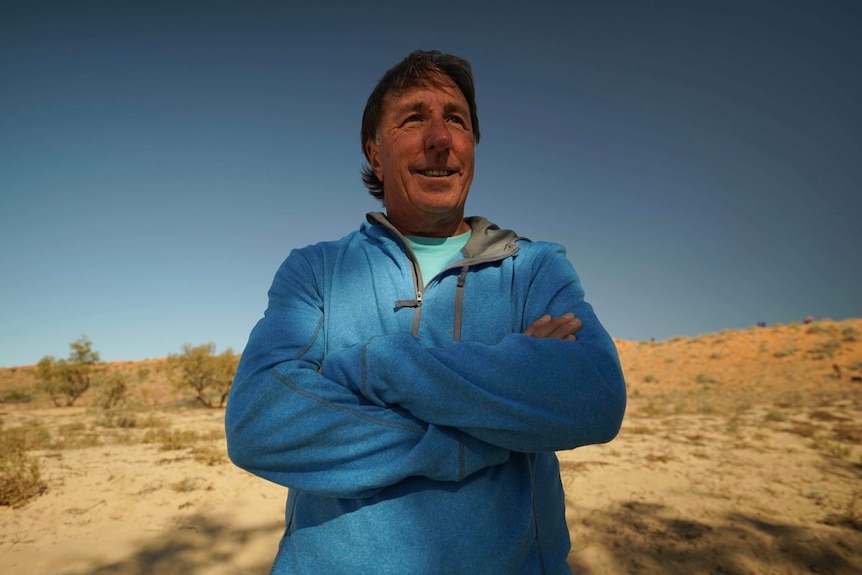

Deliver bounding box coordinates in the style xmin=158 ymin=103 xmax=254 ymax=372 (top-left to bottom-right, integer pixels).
xmin=37 ymin=336 xmax=102 ymax=407
xmin=168 ymin=343 xmax=239 ymax=408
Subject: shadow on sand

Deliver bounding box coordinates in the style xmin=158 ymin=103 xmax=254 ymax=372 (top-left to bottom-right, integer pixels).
xmin=567 ymin=499 xmax=862 ymax=575
xmin=64 ymin=514 xmax=282 ymax=575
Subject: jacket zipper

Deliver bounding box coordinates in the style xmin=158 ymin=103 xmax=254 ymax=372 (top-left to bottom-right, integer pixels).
xmin=393 ymin=240 xmax=424 ymax=335
xmin=386 ymin=220 xmax=517 ymax=338
xmin=452 ymin=266 xmax=469 ymax=341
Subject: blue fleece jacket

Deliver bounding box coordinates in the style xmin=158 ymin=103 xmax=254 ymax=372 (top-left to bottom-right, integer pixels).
xmin=225 ymin=213 xmax=626 ymax=574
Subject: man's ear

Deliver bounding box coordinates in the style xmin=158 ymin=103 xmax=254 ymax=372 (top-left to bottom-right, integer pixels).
xmin=365 ymin=141 xmax=383 ymax=181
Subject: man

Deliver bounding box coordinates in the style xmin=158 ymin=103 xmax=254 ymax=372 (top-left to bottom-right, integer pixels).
xmin=225 ymin=50 xmax=626 ymax=574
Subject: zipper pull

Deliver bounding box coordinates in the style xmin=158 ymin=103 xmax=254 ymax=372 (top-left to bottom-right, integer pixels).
xmin=394 ymin=290 xmax=423 ymax=309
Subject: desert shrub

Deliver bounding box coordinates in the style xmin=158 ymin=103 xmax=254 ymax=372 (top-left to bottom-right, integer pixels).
xmin=841 ymin=326 xmax=860 ymax=342
xmin=143 ymin=428 xmax=201 ymax=450
xmin=775 ymin=391 xmax=805 ymax=409
xmin=644 ymin=453 xmax=673 ymax=463
xmin=0 ymin=388 xmax=33 ymax=403
xmin=811 ymin=436 xmax=852 ymax=458
xmin=806 ymin=323 xmax=835 ymax=336
xmin=171 ymin=478 xmax=203 ymax=492
xmin=55 ymin=432 xmax=102 ymax=449
xmin=643 ymin=373 xmax=658 ymax=383
xmin=0 ymin=447 xmax=44 ymax=507
xmin=765 ymin=408 xmax=788 ymax=422
xmin=773 ymin=348 xmax=796 ymax=358
xmin=725 ymin=416 xmax=742 ymax=436
xmin=98 ymin=410 xmax=140 ymax=429
xmin=0 ymin=424 xmax=47 ymax=507
xmin=137 ymin=413 xmax=170 ymax=429
xmin=690 ymin=397 xmax=717 ymax=415
xmin=673 ymin=399 xmax=692 ymax=414
xmin=168 ymin=343 xmax=239 ymax=408
xmin=809 ymin=409 xmax=848 ymax=422
xmin=1 ymin=419 xmax=52 ymax=451
xmin=202 ymin=428 xmax=225 ymax=441
xmin=788 ymin=421 xmax=822 ymax=438
xmin=807 ymin=339 xmax=841 ymax=360
xmin=93 ymin=372 xmax=128 ymax=410
xmin=192 ymin=443 xmax=227 ymax=466
xmin=37 ymin=336 xmax=102 ymax=407
xmin=695 ymin=373 xmax=720 ymax=385
xmin=637 ymin=399 xmax=670 ymax=418
xmin=52 ymin=422 xmax=102 ymax=449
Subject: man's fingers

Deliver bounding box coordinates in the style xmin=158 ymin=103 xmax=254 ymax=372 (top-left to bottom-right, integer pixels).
xmin=545 ymin=314 xmax=581 ymax=340
xmin=523 ymin=314 xmax=552 ymax=337
xmin=524 ymin=313 xmax=582 ymax=340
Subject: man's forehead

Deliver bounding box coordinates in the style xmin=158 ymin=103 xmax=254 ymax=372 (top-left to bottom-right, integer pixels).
xmin=383 ymin=76 xmax=467 ymax=112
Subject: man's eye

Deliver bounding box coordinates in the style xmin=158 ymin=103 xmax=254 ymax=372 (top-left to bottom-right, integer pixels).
xmin=447 ymin=115 xmax=466 ymax=126
xmin=404 ymin=114 xmax=423 ymax=123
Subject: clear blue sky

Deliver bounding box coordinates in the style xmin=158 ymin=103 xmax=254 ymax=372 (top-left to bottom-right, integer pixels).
xmin=2 ymin=1 xmax=860 ymax=367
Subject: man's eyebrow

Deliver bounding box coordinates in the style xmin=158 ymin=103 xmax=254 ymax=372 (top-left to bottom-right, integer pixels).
xmin=392 ymin=101 xmax=426 ymax=116
xmin=443 ymin=101 xmax=469 ymax=116
xmin=391 ymin=100 xmax=469 ymax=117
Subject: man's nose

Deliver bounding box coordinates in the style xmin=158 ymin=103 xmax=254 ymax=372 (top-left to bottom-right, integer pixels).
xmin=424 ymin=118 xmax=452 ymax=151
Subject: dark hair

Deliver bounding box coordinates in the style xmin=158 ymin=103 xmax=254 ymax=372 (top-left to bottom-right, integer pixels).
xmin=360 ymin=50 xmax=481 ymax=201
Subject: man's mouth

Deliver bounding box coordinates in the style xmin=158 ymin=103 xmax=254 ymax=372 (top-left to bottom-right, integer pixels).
xmin=418 ymin=170 xmax=455 ymax=177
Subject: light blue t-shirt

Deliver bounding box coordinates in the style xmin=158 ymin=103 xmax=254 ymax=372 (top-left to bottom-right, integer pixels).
xmin=405 ymin=231 xmax=471 ymax=284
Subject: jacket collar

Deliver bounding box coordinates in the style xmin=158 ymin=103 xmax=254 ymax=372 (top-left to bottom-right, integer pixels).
xmin=364 ymin=212 xmax=522 ymax=262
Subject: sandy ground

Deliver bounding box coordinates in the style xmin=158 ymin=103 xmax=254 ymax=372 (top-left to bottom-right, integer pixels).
xmin=2 ymin=319 xmax=861 ymax=574
xmin=0 ymin=408 xmax=284 ymax=575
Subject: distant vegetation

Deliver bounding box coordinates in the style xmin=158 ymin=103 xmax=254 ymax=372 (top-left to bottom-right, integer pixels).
xmin=3 ymin=337 xmax=240 ymax=411
xmin=0 ymin=337 xmax=240 ymax=507
xmin=1 ymin=319 xmax=860 ymax=509
xmin=0 ymin=419 xmax=46 ymax=507
xmin=36 ymin=336 xmax=101 ymax=407
xmin=167 ymin=343 xmax=239 ymax=408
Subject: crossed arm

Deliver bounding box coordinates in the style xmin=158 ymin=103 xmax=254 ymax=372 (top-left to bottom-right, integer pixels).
xmin=226 ymin=246 xmax=624 ymax=497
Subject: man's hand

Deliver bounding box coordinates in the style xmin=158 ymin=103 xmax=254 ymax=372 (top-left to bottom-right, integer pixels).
xmin=523 ymin=313 xmax=582 ymax=341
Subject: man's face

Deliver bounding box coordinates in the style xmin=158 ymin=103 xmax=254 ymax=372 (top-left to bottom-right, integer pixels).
xmin=365 ymin=75 xmax=475 ymax=237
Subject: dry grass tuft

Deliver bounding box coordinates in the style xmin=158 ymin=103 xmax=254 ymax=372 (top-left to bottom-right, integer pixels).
xmin=170 ymin=477 xmax=209 ymax=493
xmin=191 ymin=443 xmax=227 ymax=466
xmin=143 ymin=428 xmax=203 ymax=451
xmin=0 ymin=421 xmax=48 ymax=507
